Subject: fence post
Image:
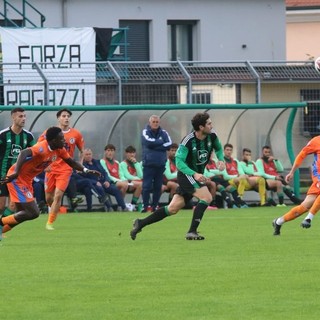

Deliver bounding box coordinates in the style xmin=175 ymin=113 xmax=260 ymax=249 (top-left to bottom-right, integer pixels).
xmin=32 ymin=63 xmax=50 ymax=105
xmin=108 ymin=61 xmax=122 ymax=105
xmin=177 ymin=60 xmax=192 ymax=104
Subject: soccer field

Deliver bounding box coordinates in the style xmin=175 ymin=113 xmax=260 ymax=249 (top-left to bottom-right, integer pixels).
xmin=1 ymin=207 xmax=320 ymax=320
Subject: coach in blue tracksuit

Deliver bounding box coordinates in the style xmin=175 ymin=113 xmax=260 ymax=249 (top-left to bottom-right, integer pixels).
xmin=141 ymin=115 xmax=172 ymax=212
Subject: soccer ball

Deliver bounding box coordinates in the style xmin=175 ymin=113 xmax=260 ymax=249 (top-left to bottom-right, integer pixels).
xmin=314 ymin=57 xmax=320 ymax=73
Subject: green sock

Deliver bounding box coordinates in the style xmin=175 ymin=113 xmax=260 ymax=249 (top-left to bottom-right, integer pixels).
xmin=131 ymin=196 xmax=139 ymax=205
xmin=188 ymin=200 xmax=208 ymax=233
xmin=3 ymin=207 xmax=14 ymax=217
xmin=140 ymin=206 xmax=169 ymax=228
xmin=277 ymin=193 xmax=284 ymax=205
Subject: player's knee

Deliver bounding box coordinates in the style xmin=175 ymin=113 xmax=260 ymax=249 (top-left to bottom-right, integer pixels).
xmin=167 ymin=203 xmax=180 ymax=214
xmin=26 ymin=208 xmax=40 ymax=220
xmin=201 ymin=194 xmax=212 ymax=204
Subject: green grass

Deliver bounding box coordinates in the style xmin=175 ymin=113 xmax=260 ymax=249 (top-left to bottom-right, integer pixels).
xmin=1 ymin=206 xmax=320 ymax=320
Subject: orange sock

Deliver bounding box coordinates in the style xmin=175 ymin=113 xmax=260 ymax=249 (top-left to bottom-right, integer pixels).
xmin=309 ymin=196 xmax=320 ymax=215
xmin=2 ymin=215 xmax=18 ymax=226
xmin=283 ymin=205 xmax=308 ymax=222
xmin=3 ymin=224 xmax=12 ymax=233
xmin=47 ymin=212 xmax=57 ymax=224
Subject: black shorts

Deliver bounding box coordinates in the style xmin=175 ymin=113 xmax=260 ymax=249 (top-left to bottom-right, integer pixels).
xmin=176 ymin=171 xmax=205 ymax=204
xmin=0 ymin=183 xmax=9 ymax=197
xmin=211 ymin=176 xmax=229 ymax=188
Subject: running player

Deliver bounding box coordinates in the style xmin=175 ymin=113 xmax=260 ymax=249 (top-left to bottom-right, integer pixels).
xmin=130 ymin=112 xmax=225 ymax=241
xmin=38 ymin=108 xmax=85 ymax=230
xmin=0 ymin=126 xmax=100 ymax=240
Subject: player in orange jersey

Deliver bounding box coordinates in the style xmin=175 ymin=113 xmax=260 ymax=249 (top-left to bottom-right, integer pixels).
xmin=38 ymin=108 xmax=85 ymax=230
xmin=272 ymin=135 xmax=320 ymax=235
xmin=0 ymin=127 xmax=100 ymax=240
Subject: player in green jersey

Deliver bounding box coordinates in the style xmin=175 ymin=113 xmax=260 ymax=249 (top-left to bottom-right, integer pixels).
xmin=130 ymin=112 xmax=225 ymax=241
xmin=0 ymin=107 xmax=35 ymax=217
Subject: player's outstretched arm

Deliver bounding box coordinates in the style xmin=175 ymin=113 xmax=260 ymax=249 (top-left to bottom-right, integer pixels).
xmin=64 ymin=158 xmax=102 ymax=177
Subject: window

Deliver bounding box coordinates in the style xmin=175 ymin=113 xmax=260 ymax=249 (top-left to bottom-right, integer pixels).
xmin=192 ymin=92 xmax=212 ymax=104
xmin=119 ymin=20 xmax=150 ymax=61
xmin=167 ymin=20 xmax=197 ymax=61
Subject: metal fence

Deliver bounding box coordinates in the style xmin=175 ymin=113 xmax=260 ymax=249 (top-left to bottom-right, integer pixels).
xmin=0 ymin=60 xmax=319 ymax=176
xmin=1 ymin=60 xmax=320 ymax=106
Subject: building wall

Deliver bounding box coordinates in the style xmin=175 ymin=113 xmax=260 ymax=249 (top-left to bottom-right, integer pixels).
xmin=286 ymin=10 xmax=320 ymax=60
xmin=1 ymin=0 xmax=286 ymax=61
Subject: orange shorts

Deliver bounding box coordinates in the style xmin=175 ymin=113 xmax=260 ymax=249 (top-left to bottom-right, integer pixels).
xmin=7 ymin=178 xmax=34 ymax=203
xmin=307 ymin=176 xmax=320 ymax=196
xmin=45 ymin=171 xmax=71 ymax=193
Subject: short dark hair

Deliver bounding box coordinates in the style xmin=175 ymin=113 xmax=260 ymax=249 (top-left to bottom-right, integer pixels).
xmin=262 ymin=145 xmax=271 ymax=150
xmin=46 ymin=126 xmax=62 ymax=141
xmin=169 ymin=143 xmax=179 ymax=150
xmin=243 ymin=148 xmax=251 ymax=154
xmin=11 ymin=107 xmax=25 ymax=115
xmin=224 ymin=143 xmax=233 ymax=150
xmin=191 ymin=112 xmax=210 ymax=131
xmin=125 ymin=145 xmax=136 ymax=153
xmin=56 ymin=108 xmax=72 ymax=118
xmin=104 ymin=144 xmax=116 ymax=151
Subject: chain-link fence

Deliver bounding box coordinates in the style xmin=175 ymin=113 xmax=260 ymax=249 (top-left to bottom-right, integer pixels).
xmin=0 ymin=60 xmax=319 ymax=172
xmin=1 ymin=60 xmax=320 ymax=105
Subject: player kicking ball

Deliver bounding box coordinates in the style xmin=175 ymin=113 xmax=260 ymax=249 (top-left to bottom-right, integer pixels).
xmin=0 ymin=126 xmax=100 ymax=240
xmin=130 ymin=112 xmax=225 ymax=241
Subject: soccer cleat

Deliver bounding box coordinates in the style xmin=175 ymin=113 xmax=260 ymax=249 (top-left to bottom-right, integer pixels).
xmin=71 ymin=197 xmax=84 ymax=205
xmin=276 ymin=203 xmax=287 ymax=207
xmin=267 ymin=198 xmax=277 ymax=206
xmin=130 ymin=219 xmax=142 ymax=240
xmin=272 ymin=219 xmax=281 ymax=236
xmin=125 ymin=203 xmax=135 ymax=212
xmin=45 ymin=223 xmax=55 ymax=231
xmin=185 ymin=232 xmax=205 ymax=240
xmin=301 ymin=219 xmax=311 ymax=229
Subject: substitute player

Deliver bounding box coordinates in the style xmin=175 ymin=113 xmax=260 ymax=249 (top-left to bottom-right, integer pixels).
xmin=272 ymin=135 xmax=320 ymax=235
xmin=38 ymin=108 xmax=85 ymax=230
xmin=0 ymin=127 xmax=100 ymax=240
xmin=0 ymin=107 xmax=35 ymax=218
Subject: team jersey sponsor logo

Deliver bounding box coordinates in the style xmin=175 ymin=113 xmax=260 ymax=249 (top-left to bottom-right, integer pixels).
xmin=197 ymin=150 xmax=209 ymax=164
xmin=26 ymin=191 xmax=33 ymax=199
xmin=9 ymin=144 xmax=22 ymax=159
xmin=69 ymin=138 xmax=75 ymax=144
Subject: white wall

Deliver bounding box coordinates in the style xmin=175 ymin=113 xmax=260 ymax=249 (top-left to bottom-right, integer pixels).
xmin=1 ymin=0 xmax=286 ymax=61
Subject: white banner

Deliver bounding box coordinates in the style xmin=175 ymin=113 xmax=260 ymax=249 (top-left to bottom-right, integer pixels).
xmin=0 ymin=27 xmax=96 ymax=105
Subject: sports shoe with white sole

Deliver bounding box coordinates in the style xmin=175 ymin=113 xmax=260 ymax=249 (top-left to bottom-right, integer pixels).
xmin=185 ymin=232 xmax=205 ymax=240
xmin=301 ymin=219 xmax=311 ymax=229
xmin=130 ymin=219 xmax=142 ymax=240
xmin=46 ymin=223 xmax=55 ymax=231
xmin=272 ymin=219 xmax=281 ymax=236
